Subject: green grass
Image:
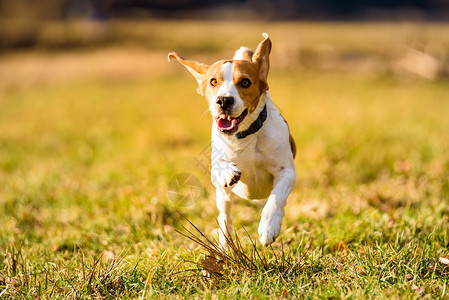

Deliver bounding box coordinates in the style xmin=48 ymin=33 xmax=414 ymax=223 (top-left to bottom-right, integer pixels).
xmin=1 ymin=21 xmax=449 ymax=298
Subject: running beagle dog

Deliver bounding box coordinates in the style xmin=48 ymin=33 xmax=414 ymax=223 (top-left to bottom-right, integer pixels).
xmin=168 ymin=33 xmax=296 ymax=248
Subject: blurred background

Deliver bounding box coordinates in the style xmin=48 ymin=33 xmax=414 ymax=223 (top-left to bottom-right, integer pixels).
xmin=1 ymin=0 xmax=449 ymax=79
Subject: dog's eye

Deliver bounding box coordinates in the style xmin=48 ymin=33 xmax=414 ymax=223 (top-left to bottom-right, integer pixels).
xmin=240 ymin=78 xmax=251 ymax=88
xmin=210 ymin=78 xmax=218 ymax=86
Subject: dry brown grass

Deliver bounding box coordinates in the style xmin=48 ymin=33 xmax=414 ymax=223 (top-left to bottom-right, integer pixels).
xmin=175 ymin=213 xmax=309 ymax=283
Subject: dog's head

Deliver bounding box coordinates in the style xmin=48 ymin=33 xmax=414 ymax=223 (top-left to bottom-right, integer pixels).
xmin=168 ymin=33 xmax=271 ymax=135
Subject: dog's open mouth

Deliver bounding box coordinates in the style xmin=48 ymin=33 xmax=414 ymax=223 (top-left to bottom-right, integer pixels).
xmin=216 ymin=109 xmax=248 ymax=133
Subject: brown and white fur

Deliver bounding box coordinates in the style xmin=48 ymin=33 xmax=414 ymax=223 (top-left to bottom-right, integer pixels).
xmin=168 ymin=33 xmax=296 ymax=247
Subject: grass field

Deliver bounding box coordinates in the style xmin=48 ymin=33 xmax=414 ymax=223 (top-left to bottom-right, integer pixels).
xmin=1 ymin=21 xmax=449 ymax=298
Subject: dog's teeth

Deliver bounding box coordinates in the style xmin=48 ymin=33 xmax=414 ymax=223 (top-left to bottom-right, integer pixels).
xmin=227 ymin=115 xmax=232 ymax=121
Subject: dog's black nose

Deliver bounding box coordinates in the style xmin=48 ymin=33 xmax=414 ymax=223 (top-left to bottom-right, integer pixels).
xmin=216 ymin=96 xmax=234 ymax=110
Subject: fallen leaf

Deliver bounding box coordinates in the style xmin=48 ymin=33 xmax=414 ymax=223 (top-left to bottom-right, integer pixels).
xmin=439 ymin=257 xmax=449 ymax=265
xmin=282 ymin=286 xmax=289 ymax=298
xmin=333 ymin=241 xmax=348 ymax=255
xmin=201 ymin=255 xmax=225 ymax=278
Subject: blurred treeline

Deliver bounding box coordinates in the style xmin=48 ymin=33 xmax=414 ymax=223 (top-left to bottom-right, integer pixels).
xmin=1 ymin=0 xmax=449 ymax=51
xmin=2 ymin=0 xmax=449 ymax=20
xmin=1 ymin=0 xmax=448 ymax=79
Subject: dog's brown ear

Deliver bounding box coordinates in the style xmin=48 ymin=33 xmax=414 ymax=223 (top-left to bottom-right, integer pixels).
xmin=168 ymin=52 xmax=210 ymax=95
xmin=252 ymin=33 xmax=271 ymax=91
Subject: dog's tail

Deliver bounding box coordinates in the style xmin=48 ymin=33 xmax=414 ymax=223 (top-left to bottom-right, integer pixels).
xmin=233 ymin=47 xmax=253 ymax=61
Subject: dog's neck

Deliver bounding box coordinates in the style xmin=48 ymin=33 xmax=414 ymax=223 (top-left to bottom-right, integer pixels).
xmin=234 ymin=104 xmax=267 ymax=139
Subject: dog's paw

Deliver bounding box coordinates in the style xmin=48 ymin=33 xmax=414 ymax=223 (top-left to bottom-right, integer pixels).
xmin=258 ymin=202 xmax=283 ymax=246
xmin=223 ymin=162 xmax=241 ymax=188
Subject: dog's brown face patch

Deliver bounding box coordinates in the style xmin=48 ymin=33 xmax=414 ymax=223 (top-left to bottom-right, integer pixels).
xmin=232 ymin=60 xmax=267 ymax=113
xmin=202 ymin=60 xmax=226 ymax=103
xmin=202 ymin=60 xmax=267 ymax=114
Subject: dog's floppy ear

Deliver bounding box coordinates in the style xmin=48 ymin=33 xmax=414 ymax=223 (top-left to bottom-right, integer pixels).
xmin=168 ymin=52 xmax=210 ymax=96
xmin=252 ymin=33 xmax=271 ymax=91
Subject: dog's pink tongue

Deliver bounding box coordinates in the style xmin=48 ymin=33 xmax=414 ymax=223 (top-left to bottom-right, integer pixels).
xmin=218 ymin=115 xmax=237 ymax=130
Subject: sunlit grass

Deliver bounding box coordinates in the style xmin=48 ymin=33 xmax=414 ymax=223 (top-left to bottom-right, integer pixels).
xmin=1 ymin=21 xmax=449 ymax=298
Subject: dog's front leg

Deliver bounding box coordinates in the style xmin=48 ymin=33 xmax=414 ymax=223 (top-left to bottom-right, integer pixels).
xmin=211 ymin=160 xmax=241 ymax=250
xmin=215 ymin=188 xmax=235 ymax=250
xmin=258 ymin=167 xmax=296 ymax=246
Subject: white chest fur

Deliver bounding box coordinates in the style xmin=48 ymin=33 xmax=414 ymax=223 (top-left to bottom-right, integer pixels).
xmin=211 ymin=93 xmax=294 ymax=200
